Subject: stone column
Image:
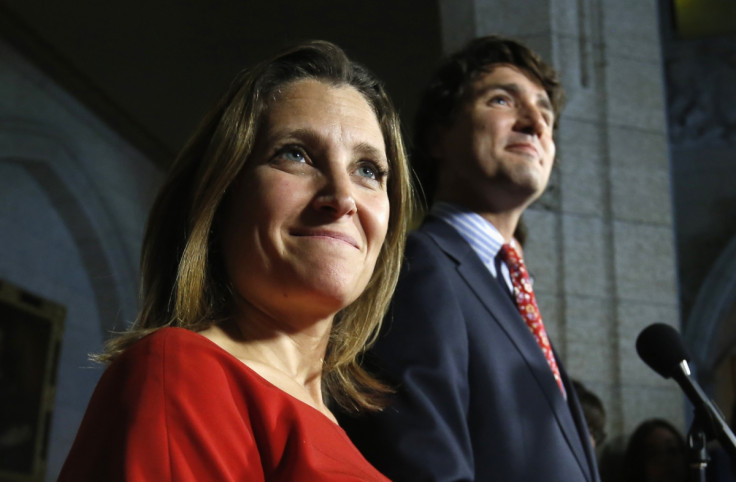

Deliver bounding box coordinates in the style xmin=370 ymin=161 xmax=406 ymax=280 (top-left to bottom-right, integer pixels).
xmin=438 ymin=0 xmax=683 ymax=439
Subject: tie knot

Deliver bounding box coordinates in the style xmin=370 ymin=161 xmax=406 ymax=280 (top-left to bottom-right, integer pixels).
xmin=498 ymin=243 xmax=531 ymax=282
xmin=498 ymin=243 xmax=522 ymax=266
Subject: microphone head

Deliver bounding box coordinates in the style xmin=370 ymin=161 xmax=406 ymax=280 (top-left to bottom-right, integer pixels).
xmin=635 ymin=323 xmax=691 ymax=379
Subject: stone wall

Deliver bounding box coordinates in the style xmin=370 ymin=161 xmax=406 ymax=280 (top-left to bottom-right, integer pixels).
xmin=0 ymin=38 xmax=162 ymax=480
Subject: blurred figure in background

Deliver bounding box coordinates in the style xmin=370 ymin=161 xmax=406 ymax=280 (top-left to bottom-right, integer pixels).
xmin=623 ymin=418 xmax=687 ymax=482
xmin=572 ymin=380 xmax=607 ymax=449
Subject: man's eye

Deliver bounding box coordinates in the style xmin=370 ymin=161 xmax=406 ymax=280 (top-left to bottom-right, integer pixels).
xmin=490 ymin=96 xmax=509 ymax=105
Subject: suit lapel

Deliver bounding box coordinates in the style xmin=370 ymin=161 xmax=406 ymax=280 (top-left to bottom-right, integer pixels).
xmin=421 ymin=218 xmax=595 ymax=481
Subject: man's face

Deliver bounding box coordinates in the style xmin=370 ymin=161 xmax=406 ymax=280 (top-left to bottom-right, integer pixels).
xmin=432 ymin=64 xmax=556 ymax=211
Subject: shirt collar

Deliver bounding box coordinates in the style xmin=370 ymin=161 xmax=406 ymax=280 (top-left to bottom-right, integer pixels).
xmin=429 ymin=202 xmax=506 ymax=266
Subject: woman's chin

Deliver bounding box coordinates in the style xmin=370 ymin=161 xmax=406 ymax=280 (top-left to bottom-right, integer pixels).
xmin=298 ymin=286 xmax=363 ymax=316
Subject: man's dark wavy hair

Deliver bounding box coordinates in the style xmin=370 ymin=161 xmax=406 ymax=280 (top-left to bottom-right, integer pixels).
xmin=412 ymin=35 xmax=566 ymax=205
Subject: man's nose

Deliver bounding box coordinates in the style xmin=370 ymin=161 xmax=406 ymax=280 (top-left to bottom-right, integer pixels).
xmin=515 ymin=102 xmax=546 ymax=137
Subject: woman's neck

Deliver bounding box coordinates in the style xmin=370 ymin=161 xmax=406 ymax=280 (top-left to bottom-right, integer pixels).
xmin=198 ymin=309 xmax=335 ymax=420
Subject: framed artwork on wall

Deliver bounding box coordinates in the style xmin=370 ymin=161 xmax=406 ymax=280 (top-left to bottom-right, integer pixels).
xmin=0 ymin=280 xmax=65 ymax=482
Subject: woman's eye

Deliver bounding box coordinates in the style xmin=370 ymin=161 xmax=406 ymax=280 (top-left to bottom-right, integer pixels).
xmin=357 ymin=164 xmax=378 ymax=179
xmin=355 ymin=162 xmax=387 ymax=183
xmin=276 ymin=146 xmax=307 ymax=163
xmin=490 ymin=95 xmax=509 ymax=106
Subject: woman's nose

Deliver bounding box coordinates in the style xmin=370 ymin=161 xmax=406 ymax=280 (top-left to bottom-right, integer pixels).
xmin=312 ymin=171 xmax=357 ymax=217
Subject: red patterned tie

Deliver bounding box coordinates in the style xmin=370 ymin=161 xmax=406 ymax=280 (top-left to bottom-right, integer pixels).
xmin=498 ymin=243 xmax=566 ymax=397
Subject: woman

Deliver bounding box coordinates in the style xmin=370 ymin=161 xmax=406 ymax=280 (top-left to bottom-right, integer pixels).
xmin=59 ymin=40 xmax=412 ymax=481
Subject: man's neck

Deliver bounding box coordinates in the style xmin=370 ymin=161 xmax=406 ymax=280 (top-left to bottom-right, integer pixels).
xmin=432 ymin=198 xmax=523 ymax=242
xmin=433 ymin=187 xmax=532 ymax=242
xmin=476 ymin=211 xmax=520 ymax=242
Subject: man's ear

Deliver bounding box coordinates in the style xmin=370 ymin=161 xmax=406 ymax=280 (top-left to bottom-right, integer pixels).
xmin=427 ymin=123 xmax=446 ymax=160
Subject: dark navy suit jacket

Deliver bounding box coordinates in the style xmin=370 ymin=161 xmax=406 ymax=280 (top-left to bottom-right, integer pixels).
xmin=339 ymin=217 xmax=601 ymax=481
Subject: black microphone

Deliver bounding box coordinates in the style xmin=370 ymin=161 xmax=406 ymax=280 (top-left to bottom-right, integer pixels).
xmin=636 ymin=322 xmax=690 ymax=379
xmin=636 ymin=323 xmax=736 ymax=460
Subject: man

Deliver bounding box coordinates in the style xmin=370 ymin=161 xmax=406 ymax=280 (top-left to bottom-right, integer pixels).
xmin=338 ymin=36 xmax=601 ymax=481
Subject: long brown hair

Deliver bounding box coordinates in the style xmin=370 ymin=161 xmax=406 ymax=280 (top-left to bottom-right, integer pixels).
xmin=100 ymin=40 xmax=413 ymax=411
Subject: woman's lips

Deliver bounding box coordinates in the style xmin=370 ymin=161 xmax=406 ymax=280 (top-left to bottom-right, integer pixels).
xmin=291 ymin=228 xmax=360 ymax=249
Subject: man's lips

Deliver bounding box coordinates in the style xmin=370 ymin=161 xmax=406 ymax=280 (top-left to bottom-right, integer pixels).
xmin=506 ymin=142 xmax=539 ymax=157
xmin=291 ymin=229 xmax=360 ymax=249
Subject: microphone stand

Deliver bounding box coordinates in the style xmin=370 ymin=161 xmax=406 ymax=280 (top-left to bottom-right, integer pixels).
xmin=675 ymin=360 xmax=736 ymax=481
xmin=687 ymin=415 xmax=709 ymax=482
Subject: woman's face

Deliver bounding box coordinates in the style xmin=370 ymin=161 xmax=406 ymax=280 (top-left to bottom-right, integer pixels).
xmin=221 ymin=79 xmax=390 ymax=324
xmin=643 ymin=427 xmax=686 ymax=482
